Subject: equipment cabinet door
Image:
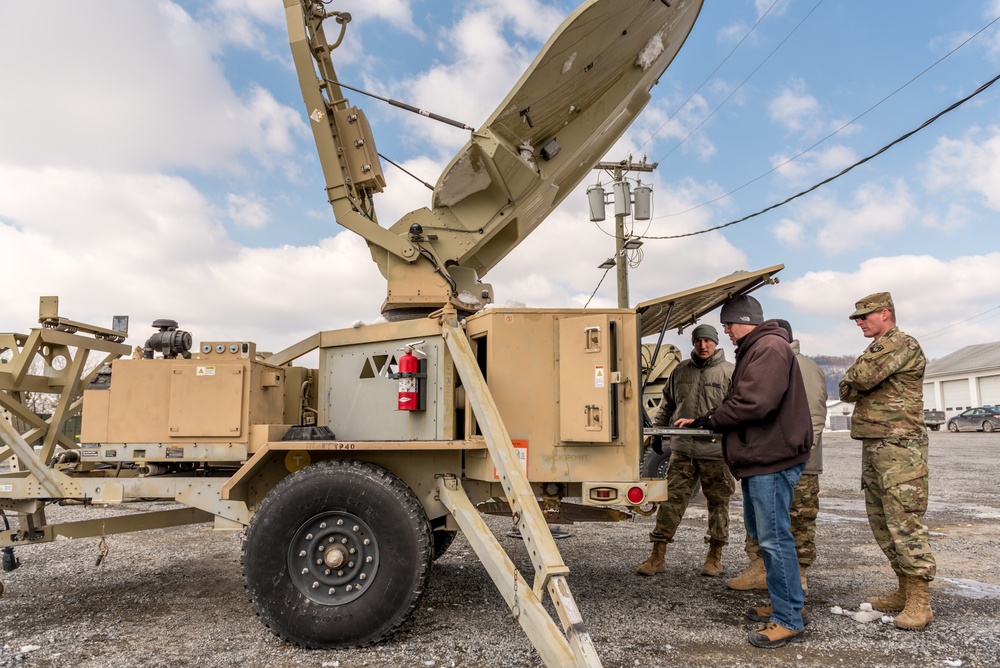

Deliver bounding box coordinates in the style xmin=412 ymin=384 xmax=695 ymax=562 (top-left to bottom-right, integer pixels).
xmin=558 ymin=314 xmax=613 ymax=443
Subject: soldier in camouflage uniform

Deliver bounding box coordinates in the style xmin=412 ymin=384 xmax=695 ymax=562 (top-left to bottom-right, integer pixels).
xmin=636 ymin=324 xmax=735 ymax=577
xmin=840 ymin=292 xmax=935 ymax=630
xmin=729 ymin=320 xmax=827 ymax=597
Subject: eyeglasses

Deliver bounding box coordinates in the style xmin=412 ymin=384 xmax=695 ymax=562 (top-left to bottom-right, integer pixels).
xmin=722 ymin=323 xmax=734 ymax=331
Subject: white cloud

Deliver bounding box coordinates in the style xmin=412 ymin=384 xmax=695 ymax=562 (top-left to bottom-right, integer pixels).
xmin=634 ymin=91 xmax=716 ymax=161
xmin=774 ymin=180 xmax=917 ymax=254
xmin=769 ymin=82 xmax=821 ymax=133
xmin=774 ymin=253 xmax=1000 ymax=357
xmin=361 ymin=1 xmax=565 ymax=159
xmin=337 ymin=0 xmax=419 ymax=35
xmin=755 ymin=0 xmax=788 ymax=19
xmin=0 ymin=3 xmax=306 ymax=173
xmin=773 ymin=218 xmax=805 ymax=246
xmin=226 ymin=193 xmax=271 ymax=229
xmin=921 ymin=202 xmax=972 ymax=233
xmin=923 ymin=125 xmax=1000 ymax=210
xmin=772 ymin=144 xmax=858 ymax=184
xmin=0 ymin=164 xmax=386 ymax=351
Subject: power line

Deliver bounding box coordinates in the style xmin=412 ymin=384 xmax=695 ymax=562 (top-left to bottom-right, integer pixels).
xmin=654 ymin=0 xmax=824 ymax=165
xmin=636 ymin=0 xmax=782 ymax=153
xmin=642 ymin=70 xmax=1000 ymax=240
xmin=653 ymin=14 xmax=1000 ymax=221
xmin=915 ymin=305 xmax=1000 ymax=341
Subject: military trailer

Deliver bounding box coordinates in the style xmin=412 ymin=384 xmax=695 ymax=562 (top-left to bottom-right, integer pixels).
xmin=0 ymin=1 xmax=785 ymax=665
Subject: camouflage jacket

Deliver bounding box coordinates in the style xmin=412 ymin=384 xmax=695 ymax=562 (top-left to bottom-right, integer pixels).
xmin=839 ymin=327 xmax=926 ymax=439
xmin=652 ymin=348 xmax=733 ymax=459
xmin=793 ymin=340 xmax=828 ymax=475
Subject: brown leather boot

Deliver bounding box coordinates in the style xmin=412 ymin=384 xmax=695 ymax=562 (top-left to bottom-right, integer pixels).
xmin=700 ymin=543 xmax=724 ymax=577
xmin=726 ymin=557 xmax=767 ymax=590
xmin=747 ymin=621 xmax=806 ymax=648
xmin=894 ymin=577 xmax=933 ymax=630
xmin=636 ymin=542 xmax=667 ymax=576
xmin=866 ymin=574 xmax=908 ymax=613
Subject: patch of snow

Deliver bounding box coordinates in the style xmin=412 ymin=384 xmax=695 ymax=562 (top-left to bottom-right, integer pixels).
xmin=562 ymin=52 xmax=577 ymax=74
xmin=636 ymin=29 xmax=666 ymax=71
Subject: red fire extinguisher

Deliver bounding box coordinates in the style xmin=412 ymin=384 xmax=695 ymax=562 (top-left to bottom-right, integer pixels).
xmin=397 ymin=342 xmax=423 ymax=411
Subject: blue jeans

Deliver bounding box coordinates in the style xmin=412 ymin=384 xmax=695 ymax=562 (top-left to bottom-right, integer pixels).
xmin=742 ymin=463 xmax=806 ymax=631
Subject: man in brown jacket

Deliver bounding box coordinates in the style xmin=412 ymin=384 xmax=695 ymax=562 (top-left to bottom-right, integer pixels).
xmin=728 ymin=319 xmax=828 ymax=594
xmin=677 ymin=295 xmax=812 ymax=648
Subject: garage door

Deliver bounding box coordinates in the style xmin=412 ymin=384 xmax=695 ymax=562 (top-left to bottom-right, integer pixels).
xmin=979 ymin=375 xmax=1000 ymax=406
xmin=922 ymin=383 xmax=937 ymax=410
xmin=943 ymin=379 xmax=971 ymax=414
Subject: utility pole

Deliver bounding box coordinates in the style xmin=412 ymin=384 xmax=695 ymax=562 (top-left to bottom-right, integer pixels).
xmin=590 ymin=159 xmax=657 ymax=308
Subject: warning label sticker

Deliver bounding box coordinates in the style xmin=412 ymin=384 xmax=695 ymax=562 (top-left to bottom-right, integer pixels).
xmin=595 ymin=366 xmax=605 ymax=388
xmin=493 ymin=439 xmax=528 ymax=481
xmin=196 ymin=366 xmax=216 ymax=376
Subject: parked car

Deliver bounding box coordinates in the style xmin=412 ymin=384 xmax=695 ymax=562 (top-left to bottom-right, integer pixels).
xmin=946 ymin=407 xmax=1000 ymax=433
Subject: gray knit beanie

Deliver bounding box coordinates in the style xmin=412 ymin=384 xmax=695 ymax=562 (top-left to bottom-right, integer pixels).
xmin=719 ymin=295 xmax=764 ymax=325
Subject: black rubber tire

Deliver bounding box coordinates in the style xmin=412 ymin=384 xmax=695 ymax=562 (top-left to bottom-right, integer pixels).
xmin=929 ymin=424 xmax=940 ymax=431
xmin=641 ymin=444 xmax=672 ymax=479
xmin=432 ymin=529 xmax=458 ymax=560
xmin=984 ymin=421 xmax=995 ymax=433
xmin=242 ymin=459 xmax=432 ymax=648
xmin=948 ymin=421 xmax=959 ymax=433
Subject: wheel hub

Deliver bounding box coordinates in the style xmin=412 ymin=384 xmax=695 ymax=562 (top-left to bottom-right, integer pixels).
xmin=288 ymin=511 xmax=379 ymax=605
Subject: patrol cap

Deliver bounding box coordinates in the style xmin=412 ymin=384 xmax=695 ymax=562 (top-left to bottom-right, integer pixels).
xmin=720 ymin=294 xmax=764 ymax=325
xmin=691 ymin=323 xmax=719 ymax=344
xmin=849 ymin=292 xmax=894 ymax=320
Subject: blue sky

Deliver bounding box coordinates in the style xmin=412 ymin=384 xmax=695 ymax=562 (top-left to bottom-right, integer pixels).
xmin=1 ymin=0 xmax=998 ymax=361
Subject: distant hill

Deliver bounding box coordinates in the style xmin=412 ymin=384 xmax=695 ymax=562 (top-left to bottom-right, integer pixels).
xmin=809 ymin=355 xmax=857 ymax=397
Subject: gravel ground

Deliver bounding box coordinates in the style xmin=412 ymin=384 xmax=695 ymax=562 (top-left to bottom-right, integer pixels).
xmin=2 ymin=430 xmax=999 ymax=668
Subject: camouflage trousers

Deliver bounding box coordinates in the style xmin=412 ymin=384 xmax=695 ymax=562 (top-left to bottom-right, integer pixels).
xmin=862 ymin=436 xmax=936 ymax=580
xmin=744 ymin=473 xmax=819 ymax=567
xmin=650 ymin=453 xmax=735 ymax=546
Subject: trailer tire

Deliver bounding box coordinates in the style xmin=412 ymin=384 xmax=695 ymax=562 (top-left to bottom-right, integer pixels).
xmin=641 ymin=443 xmax=701 ymax=497
xmin=641 ymin=444 xmax=672 ymax=479
xmin=242 ymin=459 xmax=432 ymax=648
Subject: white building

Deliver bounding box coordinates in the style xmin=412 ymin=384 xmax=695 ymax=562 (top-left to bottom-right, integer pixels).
xmin=826 ymin=399 xmax=853 ymax=431
xmin=923 ymin=342 xmax=1000 ymax=418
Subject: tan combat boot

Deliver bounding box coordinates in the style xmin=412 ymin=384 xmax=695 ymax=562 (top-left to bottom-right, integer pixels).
xmin=866 ymin=574 xmax=908 ymax=613
xmin=700 ymin=543 xmax=724 ymax=577
xmin=636 ymin=542 xmax=667 ymax=576
xmin=893 ymin=577 xmax=933 ymax=630
xmin=747 ymin=621 xmax=806 ymax=648
xmin=800 ymin=565 xmax=808 ymax=595
xmin=726 ymin=557 xmax=767 ymax=590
